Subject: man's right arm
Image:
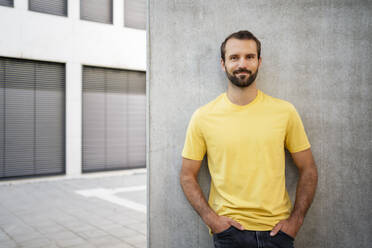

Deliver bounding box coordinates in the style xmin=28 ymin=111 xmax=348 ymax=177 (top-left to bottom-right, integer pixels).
xmin=179 ymin=157 xmax=244 ymax=233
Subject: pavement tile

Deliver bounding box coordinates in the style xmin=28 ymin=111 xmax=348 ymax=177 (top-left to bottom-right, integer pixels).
xmin=76 ymin=229 xmax=108 ymax=239
xmin=115 ymin=217 xmax=142 ymax=226
xmin=123 ymin=234 xmax=146 ymax=246
xmin=47 ymin=231 xmax=85 ymax=242
xmin=132 ymin=242 xmax=147 ymax=248
xmin=67 ymin=224 xmax=97 ymax=233
xmin=0 ymin=231 xmax=10 ymax=241
xmin=135 ymin=228 xmax=146 ymax=235
xmin=18 ymin=214 xmax=49 ymax=224
xmin=41 ymin=244 xmax=59 ymax=248
xmin=0 ymin=239 xmax=18 ymax=248
xmin=3 ymin=225 xmax=36 ymax=237
xmin=18 ymin=237 xmax=53 ymax=248
xmin=0 ymin=172 xmax=147 ymax=248
xmin=1 ymin=222 xmax=32 ymax=234
xmin=109 ymin=243 xmax=136 ymax=248
xmin=68 ymin=244 xmax=96 ymax=248
xmin=128 ymin=222 xmax=146 ymax=231
xmin=36 ymin=224 xmax=68 ymax=234
xmin=106 ymin=226 xmax=140 ymax=239
xmin=12 ymin=232 xmax=44 ymax=243
xmin=40 ymin=244 xmax=59 ymax=248
xmin=28 ymin=220 xmax=58 ymax=229
xmin=0 ymin=215 xmax=17 ymax=226
xmin=55 ymin=237 xmax=87 ymax=248
xmin=52 ymin=215 xmax=78 ymax=223
xmin=117 ymin=191 xmax=146 ymax=206
xmin=87 ymin=235 xmax=124 ymax=247
xmin=58 ymin=220 xmax=90 ymax=229
xmin=90 ymin=221 xmax=123 ymax=230
xmin=98 ymin=223 xmax=125 ymax=231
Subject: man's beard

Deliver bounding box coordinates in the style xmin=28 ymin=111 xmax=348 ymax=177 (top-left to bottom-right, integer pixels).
xmin=225 ymin=67 xmax=259 ymax=88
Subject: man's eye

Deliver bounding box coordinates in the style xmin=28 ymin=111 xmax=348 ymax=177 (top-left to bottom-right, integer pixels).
xmin=231 ymin=56 xmax=238 ymax=60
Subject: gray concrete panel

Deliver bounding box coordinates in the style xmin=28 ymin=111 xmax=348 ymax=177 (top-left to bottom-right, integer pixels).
xmin=148 ymin=1 xmax=372 ymax=247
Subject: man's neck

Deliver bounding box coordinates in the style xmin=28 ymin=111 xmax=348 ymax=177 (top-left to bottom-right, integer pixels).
xmin=226 ymin=82 xmax=258 ymax=106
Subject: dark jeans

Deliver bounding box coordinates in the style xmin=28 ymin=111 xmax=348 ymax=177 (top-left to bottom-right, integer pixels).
xmin=213 ymin=226 xmax=294 ymax=248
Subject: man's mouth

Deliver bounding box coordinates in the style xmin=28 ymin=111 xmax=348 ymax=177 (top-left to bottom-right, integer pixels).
xmin=234 ymin=70 xmax=251 ymax=75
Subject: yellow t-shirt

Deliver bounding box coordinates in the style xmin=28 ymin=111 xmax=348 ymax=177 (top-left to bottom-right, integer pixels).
xmin=182 ymin=89 xmax=311 ymax=232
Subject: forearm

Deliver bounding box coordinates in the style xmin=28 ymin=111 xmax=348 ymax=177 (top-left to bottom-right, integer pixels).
xmin=290 ymin=164 xmax=318 ymax=222
xmin=180 ymin=175 xmax=217 ymax=226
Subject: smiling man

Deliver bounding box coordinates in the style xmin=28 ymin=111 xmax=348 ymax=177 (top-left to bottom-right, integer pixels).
xmin=180 ymin=30 xmax=318 ymax=248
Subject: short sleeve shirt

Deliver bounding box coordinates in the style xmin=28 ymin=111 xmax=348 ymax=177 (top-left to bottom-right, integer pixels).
xmin=182 ymin=90 xmax=311 ymax=231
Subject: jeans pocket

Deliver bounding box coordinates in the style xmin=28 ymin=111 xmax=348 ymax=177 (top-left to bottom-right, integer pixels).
xmin=271 ymin=230 xmax=294 ymax=248
xmin=278 ymin=230 xmax=295 ymax=241
xmin=213 ymin=226 xmax=238 ymax=248
xmin=215 ymin=226 xmax=234 ymax=237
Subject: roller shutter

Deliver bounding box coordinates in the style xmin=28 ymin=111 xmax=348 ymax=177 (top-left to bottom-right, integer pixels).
xmin=82 ymin=66 xmax=145 ymax=172
xmin=0 ymin=0 xmax=13 ymax=7
xmin=29 ymin=0 xmax=67 ymax=16
xmin=124 ymin=0 xmax=146 ymax=30
xmin=0 ymin=57 xmax=65 ymax=179
xmin=81 ymin=0 xmax=113 ymax=24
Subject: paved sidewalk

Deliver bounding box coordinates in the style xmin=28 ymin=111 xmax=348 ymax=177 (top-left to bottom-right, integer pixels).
xmin=0 ymin=171 xmax=147 ymax=248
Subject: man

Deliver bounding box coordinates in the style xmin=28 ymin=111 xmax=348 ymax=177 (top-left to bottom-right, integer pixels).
xmin=179 ymin=30 xmax=318 ymax=248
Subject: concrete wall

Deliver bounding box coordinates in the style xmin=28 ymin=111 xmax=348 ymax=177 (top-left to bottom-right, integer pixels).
xmin=0 ymin=0 xmax=146 ymax=178
xmin=148 ymin=0 xmax=372 ymax=247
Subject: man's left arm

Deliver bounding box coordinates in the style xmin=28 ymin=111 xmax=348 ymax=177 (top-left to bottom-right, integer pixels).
xmin=270 ymin=148 xmax=318 ymax=238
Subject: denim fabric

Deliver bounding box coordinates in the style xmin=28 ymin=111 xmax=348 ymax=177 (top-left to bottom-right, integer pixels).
xmin=213 ymin=226 xmax=294 ymax=248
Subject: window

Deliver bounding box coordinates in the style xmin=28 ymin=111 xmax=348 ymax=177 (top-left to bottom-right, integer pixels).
xmin=124 ymin=0 xmax=146 ymax=30
xmin=81 ymin=0 xmax=113 ymax=24
xmin=29 ymin=0 xmax=67 ymax=17
xmin=82 ymin=66 xmax=146 ymax=172
xmin=0 ymin=0 xmax=13 ymax=7
xmin=0 ymin=57 xmax=65 ymax=178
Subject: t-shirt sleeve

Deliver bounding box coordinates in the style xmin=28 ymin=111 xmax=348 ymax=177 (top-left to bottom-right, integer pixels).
xmin=285 ymin=105 xmax=311 ymax=153
xmin=182 ymin=109 xmax=207 ymax=161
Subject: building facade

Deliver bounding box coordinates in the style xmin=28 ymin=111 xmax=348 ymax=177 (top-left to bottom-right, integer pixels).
xmin=0 ymin=0 xmax=146 ymax=179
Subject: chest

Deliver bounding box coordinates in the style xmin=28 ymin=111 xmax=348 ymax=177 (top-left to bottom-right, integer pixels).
xmin=201 ymin=110 xmax=288 ymax=150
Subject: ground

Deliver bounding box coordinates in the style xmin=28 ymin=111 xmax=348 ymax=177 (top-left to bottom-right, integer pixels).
xmin=0 ymin=171 xmax=147 ymax=248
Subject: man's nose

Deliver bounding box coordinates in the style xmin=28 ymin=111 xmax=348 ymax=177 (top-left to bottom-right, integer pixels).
xmin=238 ymin=58 xmax=249 ymax=68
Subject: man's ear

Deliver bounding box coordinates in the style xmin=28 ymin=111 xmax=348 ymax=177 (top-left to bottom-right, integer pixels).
xmin=258 ymin=57 xmax=262 ymax=67
xmin=220 ymin=59 xmax=226 ymax=72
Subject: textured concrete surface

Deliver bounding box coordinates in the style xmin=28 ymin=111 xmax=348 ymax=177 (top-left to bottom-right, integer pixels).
xmin=148 ymin=0 xmax=372 ymax=247
xmin=0 ymin=173 xmax=146 ymax=248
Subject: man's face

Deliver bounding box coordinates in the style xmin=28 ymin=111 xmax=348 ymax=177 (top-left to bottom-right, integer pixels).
xmin=221 ymin=38 xmax=262 ymax=88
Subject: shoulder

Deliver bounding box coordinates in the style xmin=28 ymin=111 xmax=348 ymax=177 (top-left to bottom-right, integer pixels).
xmin=193 ymin=93 xmax=225 ymax=117
xmin=260 ymin=91 xmax=296 ymax=113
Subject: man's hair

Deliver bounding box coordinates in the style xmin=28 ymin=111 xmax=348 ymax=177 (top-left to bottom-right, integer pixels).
xmin=220 ymin=30 xmax=261 ymax=62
